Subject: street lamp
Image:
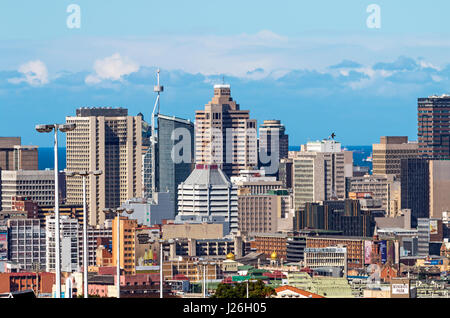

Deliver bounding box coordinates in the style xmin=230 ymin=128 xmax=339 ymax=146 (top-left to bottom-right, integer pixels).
xmin=194 ymin=260 xmax=216 ymax=298
xmin=102 ymin=207 xmax=134 ymax=298
xmin=35 ymin=123 xmax=76 ymax=298
xmin=66 ymin=170 xmax=102 ymax=298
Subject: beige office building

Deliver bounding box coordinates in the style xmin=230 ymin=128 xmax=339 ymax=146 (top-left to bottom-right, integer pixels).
xmin=292 ymin=140 xmax=352 ymax=211
xmin=348 ymin=174 xmax=396 ymax=214
xmin=65 ymin=107 xmax=143 ymax=226
xmin=0 ymin=137 xmax=38 ymax=171
xmin=1 ymin=170 xmax=55 ymax=210
xmin=429 ymin=160 xmax=450 ymax=219
xmin=372 ymin=136 xmax=419 ymax=179
xmin=195 ymin=84 xmax=258 ymax=177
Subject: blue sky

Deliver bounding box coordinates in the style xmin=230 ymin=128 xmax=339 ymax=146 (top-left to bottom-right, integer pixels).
xmin=1 ymin=1 xmax=450 ymax=147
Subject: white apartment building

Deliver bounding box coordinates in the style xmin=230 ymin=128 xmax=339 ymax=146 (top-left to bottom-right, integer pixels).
xmin=46 ymin=215 xmax=79 ymax=273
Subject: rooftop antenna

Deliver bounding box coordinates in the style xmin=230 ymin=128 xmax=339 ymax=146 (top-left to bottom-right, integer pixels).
xmin=151 ymin=69 xmax=164 ymax=198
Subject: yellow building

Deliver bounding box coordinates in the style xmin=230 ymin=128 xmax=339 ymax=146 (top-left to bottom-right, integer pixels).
xmin=112 ymin=216 xmax=138 ymax=275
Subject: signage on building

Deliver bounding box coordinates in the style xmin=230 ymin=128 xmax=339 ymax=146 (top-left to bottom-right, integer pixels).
xmin=391 ymin=284 xmax=409 ymax=295
xmin=430 ymin=220 xmax=438 ymax=235
xmin=380 ymin=240 xmax=387 ymax=264
xmin=305 ymin=247 xmax=346 ymax=254
xmin=0 ymin=230 xmax=8 ymax=261
xmin=364 ymin=241 xmax=372 ymax=264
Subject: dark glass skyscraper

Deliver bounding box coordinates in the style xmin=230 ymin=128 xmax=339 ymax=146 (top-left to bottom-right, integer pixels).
xmin=400 ymin=158 xmax=429 ymax=228
xmin=156 ymin=114 xmax=195 ymax=214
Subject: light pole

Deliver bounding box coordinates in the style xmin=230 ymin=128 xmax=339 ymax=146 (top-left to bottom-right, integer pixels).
xmin=194 ymin=261 xmax=215 ymax=298
xmin=158 ymin=238 xmax=174 ymax=298
xmin=103 ymin=207 xmax=134 ymax=298
xmin=66 ymin=170 xmax=102 ymax=298
xmin=36 ymin=123 xmax=76 ymax=298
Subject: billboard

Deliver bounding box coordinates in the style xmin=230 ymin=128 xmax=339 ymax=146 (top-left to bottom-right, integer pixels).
xmin=380 ymin=240 xmax=387 ymax=264
xmin=391 ymin=284 xmax=409 ymax=295
xmin=0 ymin=231 xmax=8 ymax=261
xmin=364 ymin=241 xmax=373 ymax=264
xmin=430 ymin=220 xmax=438 ymax=235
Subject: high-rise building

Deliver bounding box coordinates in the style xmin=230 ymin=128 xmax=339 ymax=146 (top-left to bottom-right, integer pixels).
xmin=292 ymin=139 xmax=353 ymax=211
xmin=400 ymin=158 xmax=429 ymax=228
xmin=1 ymin=170 xmax=55 ymax=211
xmin=429 ymin=160 xmax=450 ymax=220
xmin=348 ymin=174 xmax=396 ymax=214
xmin=418 ymin=95 xmax=450 ymax=159
xmin=295 ymin=200 xmax=375 ymax=237
xmin=7 ymin=218 xmax=46 ymax=271
xmin=45 ymin=215 xmax=79 ymax=272
xmin=259 ymin=120 xmax=289 ymax=175
xmin=372 ymin=136 xmax=419 ymax=179
xmin=77 ymin=224 xmax=112 ymax=267
xmin=65 ymin=107 xmax=144 ymax=226
xmin=195 ymin=84 xmax=257 ymax=178
xmin=176 ymin=164 xmax=238 ymax=235
xmin=156 ymin=114 xmax=194 ymax=213
xmin=0 ymin=137 xmax=38 ymax=171
xmin=112 ymin=216 xmax=137 ymax=275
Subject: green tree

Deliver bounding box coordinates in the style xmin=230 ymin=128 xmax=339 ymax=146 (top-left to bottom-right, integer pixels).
xmin=212 ymin=280 xmax=275 ymax=298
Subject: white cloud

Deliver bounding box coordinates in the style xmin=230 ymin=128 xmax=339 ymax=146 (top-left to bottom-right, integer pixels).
xmin=85 ymin=53 xmax=139 ymax=84
xmin=8 ymin=60 xmax=49 ymax=86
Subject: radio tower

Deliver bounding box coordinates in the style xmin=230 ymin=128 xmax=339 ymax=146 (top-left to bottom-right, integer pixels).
xmin=151 ymin=69 xmax=164 ymax=198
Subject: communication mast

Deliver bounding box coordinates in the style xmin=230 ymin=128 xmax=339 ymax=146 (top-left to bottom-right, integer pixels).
xmin=151 ymin=69 xmax=163 ymax=198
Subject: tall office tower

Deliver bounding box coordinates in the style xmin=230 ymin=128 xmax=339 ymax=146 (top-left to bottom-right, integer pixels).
xmin=1 ymin=170 xmax=55 ymax=211
xmin=429 ymin=160 xmax=450 ymax=220
xmin=176 ymin=164 xmax=238 ymax=235
xmin=0 ymin=137 xmax=38 ymax=171
xmin=372 ymin=136 xmax=419 ymax=179
xmin=400 ymin=158 xmax=429 ymax=228
xmin=46 ymin=215 xmax=79 ymax=272
xmin=7 ymin=218 xmax=46 ymax=271
xmin=65 ymin=107 xmax=143 ymax=226
xmin=259 ymin=120 xmax=289 ymax=174
xmin=156 ymin=114 xmax=195 ymax=213
xmin=418 ymin=95 xmax=450 ymax=159
xmin=292 ymin=139 xmax=353 ymax=212
xmin=195 ymin=84 xmax=258 ymax=178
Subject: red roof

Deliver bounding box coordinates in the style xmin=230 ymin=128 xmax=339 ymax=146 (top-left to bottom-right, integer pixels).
xmin=275 ymin=286 xmax=325 ymax=298
xmin=172 ymin=274 xmax=189 ymax=281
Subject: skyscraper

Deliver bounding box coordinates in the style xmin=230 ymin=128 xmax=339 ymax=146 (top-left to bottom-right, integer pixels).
xmin=177 ymin=164 xmax=238 ymax=235
xmin=372 ymin=136 xmax=419 ymax=179
xmin=418 ymin=95 xmax=450 ymax=159
xmin=65 ymin=107 xmax=143 ymax=226
xmin=292 ymin=139 xmax=353 ymax=211
xmin=195 ymin=84 xmax=257 ymax=178
xmin=259 ymin=120 xmax=289 ymax=157
xmin=156 ymin=114 xmax=194 ymax=213
xmin=400 ymin=158 xmax=429 ymax=228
